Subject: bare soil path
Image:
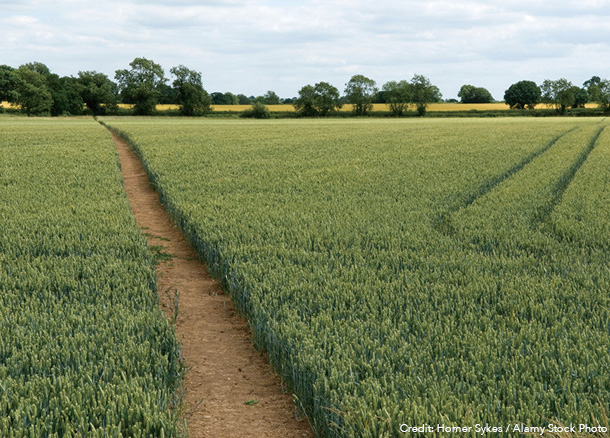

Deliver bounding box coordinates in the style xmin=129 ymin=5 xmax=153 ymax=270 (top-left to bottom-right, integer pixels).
xmin=109 ymin=130 xmax=314 ymax=438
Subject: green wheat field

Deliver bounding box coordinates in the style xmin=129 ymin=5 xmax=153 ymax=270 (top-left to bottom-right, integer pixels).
xmin=2 ymin=116 xmax=610 ymax=437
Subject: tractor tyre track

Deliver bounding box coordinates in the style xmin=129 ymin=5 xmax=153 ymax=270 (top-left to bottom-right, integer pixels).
xmin=109 ymin=129 xmax=313 ymax=438
xmin=536 ymin=125 xmax=606 ymax=224
xmin=435 ymin=126 xmax=578 ymax=235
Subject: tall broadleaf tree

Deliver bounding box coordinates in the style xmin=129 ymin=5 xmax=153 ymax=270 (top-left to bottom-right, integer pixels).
xmin=261 ymin=90 xmax=281 ymax=104
xmin=293 ymin=84 xmax=318 ymax=117
xmin=541 ymin=78 xmax=575 ymax=114
xmin=411 ymin=74 xmax=442 ymax=116
xmin=569 ymin=86 xmax=588 ymax=108
xmin=590 ymin=78 xmax=610 ymax=112
xmin=345 ymin=74 xmax=377 ymax=116
xmin=170 ymin=65 xmax=212 ymax=116
xmin=504 ymin=80 xmax=541 ymax=109
xmin=14 ymin=64 xmax=52 ymax=115
xmin=314 ymin=82 xmax=342 ymax=116
xmin=46 ymin=74 xmax=83 ymax=116
xmin=294 ymin=81 xmax=342 ymax=117
xmin=382 ymin=80 xmax=412 ymax=116
xmin=76 ymin=71 xmax=119 ymax=115
xmin=457 ymin=84 xmax=494 ymax=103
xmin=0 ymin=65 xmax=22 ymax=104
xmin=115 ymin=57 xmax=166 ymax=115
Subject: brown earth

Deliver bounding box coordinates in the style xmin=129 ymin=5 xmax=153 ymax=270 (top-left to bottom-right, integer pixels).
xmin=109 ymin=130 xmax=314 ymax=438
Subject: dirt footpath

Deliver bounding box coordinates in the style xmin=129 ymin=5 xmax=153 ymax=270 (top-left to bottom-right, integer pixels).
xmin=110 ymin=130 xmax=313 ymax=438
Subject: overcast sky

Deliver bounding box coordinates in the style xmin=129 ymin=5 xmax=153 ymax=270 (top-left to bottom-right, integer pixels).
xmin=1 ymin=0 xmax=609 ymax=100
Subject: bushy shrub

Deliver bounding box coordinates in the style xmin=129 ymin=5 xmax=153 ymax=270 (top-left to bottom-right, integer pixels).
xmin=241 ymin=101 xmax=270 ymax=119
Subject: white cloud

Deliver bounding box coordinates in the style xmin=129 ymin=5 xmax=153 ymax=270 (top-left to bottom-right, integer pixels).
xmin=0 ymin=0 xmax=608 ymax=98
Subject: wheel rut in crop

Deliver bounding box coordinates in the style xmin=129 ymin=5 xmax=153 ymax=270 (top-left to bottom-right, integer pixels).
xmin=109 ymin=129 xmax=313 ymax=438
xmin=435 ymin=126 xmax=577 ymax=235
xmin=536 ymin=125 xmax=606 ymax=224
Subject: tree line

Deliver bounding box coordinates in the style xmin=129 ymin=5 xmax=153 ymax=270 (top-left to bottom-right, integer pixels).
xmin=502 ymin=77 xmax=609 ymax=114
xmin=293 ymin=74 xmax=442 ymax=117
xmin=0 ymin=58 xmax=210 ymax=116
xmin=1 ymin=57 xmax=609 ymax=116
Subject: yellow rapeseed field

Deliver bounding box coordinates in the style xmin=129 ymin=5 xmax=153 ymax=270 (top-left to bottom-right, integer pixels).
xmin=192 ymin=102 xmax=599 ymax=112
xmin=210 ymin=103 xmax=514 ymax=112
xmin=6 ymin=101 xmax=599 ymax=112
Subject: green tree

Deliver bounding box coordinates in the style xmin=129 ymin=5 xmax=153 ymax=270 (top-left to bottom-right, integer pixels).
xmin=583 ymin=76 xmax=601 ymax=102
xmin=541 ymin=78 xmax=575 ymax=114
xmin=237 ymin=94 xmax=251 ymax=105
xmin=293 ymin=84 xmax=318 ymax=116
xmin=504 ymin=80 xmax=541 ymax=109
xmin=115 ymin=57 xmax=166 ymax=115
xmin=382 ymin=80 xmax=412 ymax=116
xmin=211 ymin=92 xmax=228 ymax=104
xmin=224 ymin=92 xmax=239 ymax=105
xmin=583 ymin=76 xmax=601 ymax=90
xmin=14 ymin=65 xmax=52 ymax=115
xmin=0 ymin=65 xmax=22 ymax=103
xmin=76 ymin=71 xmax=118 ymax=115
xmin=158 ymin=83 xmax=177 ymax=104
xmin=170 ymin=65 xmax=212 ymax=116
xmin=590 ymin=78 xmax=610 ymax=112
xmin=211 ymin=92 xmax=238 ymax=105
xmin=458 ymin=84 xmax=494 ymax=103
xmin=262 ymin=90 xmax=281 ymax=105
xmin=294 ymin=82 xmax=342 ymax=117
xmin=314 ymin=82 xmax=341 ymax=115
xmin=345 ymin=74 xmax=377 ymax=116
xmin=46 ymin=74 xmax=83 ymax=116
xmin=569 ymin=86 xmax=588 ymax=108
xmin=21 ymin=61 xmax=51 ymax=76
xmin=15 ymin=62 xmax=84 ymax=116
xmin=411 ymin=74 xmax=441 ymax=116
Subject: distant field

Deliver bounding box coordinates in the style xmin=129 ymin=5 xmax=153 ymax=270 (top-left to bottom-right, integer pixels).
xmin=102 ymin=116 xmax=610 ymax=437
xmin=210 ymin=102 xmax=514 ymax=112
xmin=2 ymin=101 xmax=599 ymax=112
xmin=123 ymin=102 xmax=601 ymax=112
